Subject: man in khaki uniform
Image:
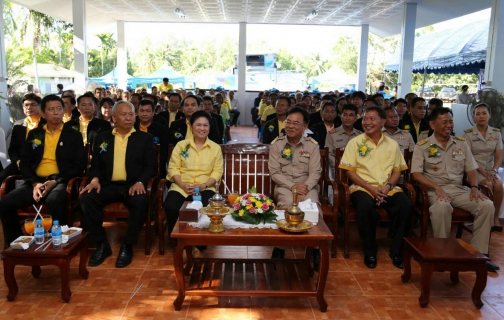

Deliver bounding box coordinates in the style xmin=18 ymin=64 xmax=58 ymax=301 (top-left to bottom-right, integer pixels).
xmin=269 ymin=106 xmax=321 ymax=208
xmin=411 ymin=107 xmax=499 ymax=272
xmin=383 ymin=107 xmax=415 ymax=152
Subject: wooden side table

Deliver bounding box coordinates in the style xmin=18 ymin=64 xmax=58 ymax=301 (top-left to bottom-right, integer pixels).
xmin=2 ymin=232 xmax=89 ymax=302
xmin=401 ymin=237 xmax=489 ymax=309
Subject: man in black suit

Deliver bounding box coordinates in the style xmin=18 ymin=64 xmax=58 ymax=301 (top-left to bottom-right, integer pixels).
xmin=65 ymin=93 xmax=111 ymax=147
xmin=168 ymin=95 xmax=221 ymax=146
xmin=158 ymin=93 xmax=184 ymax=127
xmin=0 ymin=94 xmax=46 ymax=184
xmin=134 ymin=100 xmax=169 ymax=178
xmin=80 ymin=100 xmax=157 ymax=268
xmin=309 ymin=102 xmax=338 ymax=149
xmin=262 ymin=96 xmax=290 ymax=144
xmin=62 ymin=95 xmax=79 ymax=123
xmin=142 ymin=94 xmax=169 ymax=127
xmin=308 ymin=94 xmax=336 ymax=126
xmin=399 ymin=97 xmax=430 ymax=143
xmin=202 ymin=95 xmax=224 ymax=143
xmin=0 ymin=95 xmax=85 ymax=243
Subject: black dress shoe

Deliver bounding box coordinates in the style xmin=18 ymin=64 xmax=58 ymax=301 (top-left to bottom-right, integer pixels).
xmin=271 ymin=247 xmax=285 ymax=259
xmin=364 ymin=255 xmax=377 ymax=269
xmin=88 ymin=242 xmax=112 ymax=267
xmin=486 ymin=261 xmax=500 ymax=273
xmin=491 ymin=226 xmax=503 ymax=232
xmin=389 ymin=252 xmax=403 ymax=269
xmin=116 ymin=244 xmax=134 ymax=268
xmin=312 ymin=249 xmax=320 ymax=272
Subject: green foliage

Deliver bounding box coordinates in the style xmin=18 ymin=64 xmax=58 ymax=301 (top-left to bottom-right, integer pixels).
xmin=231 ymin=210 xmax=277 ymax=225
xmin=332 ymin=36 xmax=358 ymax=75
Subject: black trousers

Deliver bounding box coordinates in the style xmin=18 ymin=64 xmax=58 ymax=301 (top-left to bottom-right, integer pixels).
xmin=229 ymin=109 xmax=240 ymax=125
xmin=0 ymin=181 xmax=68 ymax=244
xmin=80 ymin=183 xmax=148 ymax=246
xmin=350 ymin=190 xmax=412 ymax=256
xmin=164 ymin=190 xmax=214 ymax=234
xmin=0 ymin=162 xmax=21 ymax=185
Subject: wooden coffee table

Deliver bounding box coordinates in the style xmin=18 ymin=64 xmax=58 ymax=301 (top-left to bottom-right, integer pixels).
xmin=2 ymin=232 xmax=89 ymax=302
xmin=170 ymin=217 xmax=334 ymax=312
xmin=401 ymin=237 xmax=489 ymax=309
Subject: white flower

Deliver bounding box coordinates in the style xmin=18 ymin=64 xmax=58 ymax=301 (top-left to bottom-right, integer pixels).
xmin=258 ymin=209 xmax=263 ymax=214
xmin=241 ymin=200 xmax=247 ymax=206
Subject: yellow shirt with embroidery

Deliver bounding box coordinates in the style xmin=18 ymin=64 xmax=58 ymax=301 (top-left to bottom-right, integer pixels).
xmin=79 ymin=117 xmax=92 ymax=145
xmin=25 ymin=116 xmax=41 ymax=139
xmin=278 ymin=120 xmax=285 ymax=135
xmin=338 ymin=133 xmax=408 ymax=197
xmin=169 ymin=112 xmax=177 ymax=127
xmin=111 ymin=128 xmax=135 ymax=181
xmin=258 ymin=102 xmax=269 ymax=116
xmin=35 ymin=124 xmax=63 ymax=177
xmin=413 ymin=122 xmax=420 ymax=139
xmin=158 ymin=83 xmax=173 ymax=92
xmin=184 ymin=119 xmax=194 ymax=141
xmin=167 ymin=138 xmax=224 ymax=198
xmin=261 ymin=106 xmax=276 ymax=121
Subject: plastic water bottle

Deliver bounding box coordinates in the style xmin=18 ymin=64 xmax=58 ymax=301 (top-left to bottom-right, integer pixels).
xmin=52 ymin=220 xmax=62 ymax=247
xmin=35 ymin=219 xmax=44 ymax=244
xmin=193 ymin=187 xmax=202 ymax=202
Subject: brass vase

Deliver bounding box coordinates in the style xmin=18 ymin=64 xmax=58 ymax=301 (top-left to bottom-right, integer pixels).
xmin=284 ymin=189 xmax=305 ymax=226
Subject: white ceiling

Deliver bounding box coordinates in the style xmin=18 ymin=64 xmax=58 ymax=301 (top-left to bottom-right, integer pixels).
xmin=10 ymin=0 xmax=492 ymax=37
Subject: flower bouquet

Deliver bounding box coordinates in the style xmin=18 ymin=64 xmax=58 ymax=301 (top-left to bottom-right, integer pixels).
xmin=231 ymin=187 xmax=277 ymax=224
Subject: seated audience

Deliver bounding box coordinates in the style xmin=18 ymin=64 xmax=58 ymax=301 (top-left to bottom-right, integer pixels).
xmin=202 ymin=95 xmax=224 ymax=142
xmin=228 ymin=90 xmax=240 ymax=126
xmin=98 ymin=97 xmax=116 ymax=128
xmin=158 ymin=93 xmax=184 ymax=128
xmin=309 ymin=102 xmax=338 ymax=149
xmin=399 ymin=97 xmax=430 ymax=143
xmin=383 ymin=107 xmax=415 ymax=152
xmin=393 ymin=98 xmax=408 ymax=120
xmin=262 ymin=96 xmax=290 ymax=144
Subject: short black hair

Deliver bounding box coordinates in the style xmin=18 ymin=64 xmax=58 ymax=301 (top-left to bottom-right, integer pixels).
xmin=430 ymin=107 xmax=453 ymax=121
xmin=363 ymin=106 xmax=386 ymax=120
xmin=372 ymin=93 xmax=384 ymax=99
xmin=131 ymin=93 xmax=141 ymax=100
xmin=151 ymin=86 xmax=157 ymax=90
xmin=321 ymin=102 xmax=336 ymax=112
xmin=276 ymin=95 xmax=291 ymax=107
xmin=169 ymin=93 xmax=182 ymax=102
xmin=350 ymin=91 xmax=366 ymax=101
xmin=77 ymin=93 xmax=97 ymax=106
xmin=341 ymin=104 xmax=358 ymax=115
xmin=428 ymin=98 xmax=443 ymax=109
xmin=189 ymin=110 xmax=212 ymax=126
xmin=393 ymin=98 xmax=407 ymax=106
xmin=62 ymin=95 xmax=76 ymax=105
xmin=41 ymin=94 xmax=64 ymax=112
xmin=143 ymin=93 xmax=158 ymax=105
xmin=99 ymin=97 xmax=114 ymax=107
xmin=286 ymin=106 xmax=310 ymax=124
xmin=182 ymin=94 xmax=202 ymax=107
xmin=57 ymin=84 xmax=63 ymax=90
xmin=383 ymin=106 xmax=397 ymax=113
xmin=321 ymin=94 xmax=335 ymax=103
xmin=139 ymin=99 xmax=155 ymax=111
xmin=363 ymin=98 xmax=377 ymax=106
xmin=22 ymin=93 xmax=42 ymax=105
xmin=410 ymin=97 xmax=426 ymax=109
xmin=473 ymin=102 xmax=491 ymax=114
xmin=163 ymin=77 xmax=169 ymax=82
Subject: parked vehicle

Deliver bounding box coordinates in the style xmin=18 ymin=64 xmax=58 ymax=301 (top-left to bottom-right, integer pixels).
xmin=415 ymin=87 xmax=436 ymax=99
xmin=439 ymin=88 xmax=457 ymax=102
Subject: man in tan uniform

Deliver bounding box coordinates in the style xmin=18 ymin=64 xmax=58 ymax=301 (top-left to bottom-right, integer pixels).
xmin=269 ymin=106 xmax=321 ymax=208
xmin=383 ymin=107 xmax=415 ymax=152
xmin=411 ymin=107 xmax=499 ymax=272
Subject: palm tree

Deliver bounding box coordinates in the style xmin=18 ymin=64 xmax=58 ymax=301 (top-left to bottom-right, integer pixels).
xmin=2 ymin=1 xmax=17 ymax=37
xmin=304 ymin=53 xmax=328 ymax=78
xmin=96 ymin=33 xmax=115 ymax=75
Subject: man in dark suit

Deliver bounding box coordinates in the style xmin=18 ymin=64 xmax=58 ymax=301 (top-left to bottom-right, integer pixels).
xmin=168 ymin=95 xmax=221 ymax=146
xmin=0 ymin=94 xmax=46 ymax=184
xmin=142 ymin=94 xmax=169 ymax=127
xmin=134 ymin=100 xmax=169 ymax=178
xmin=399 ymin=97 xmax=430 ymax=143
xmin=202 ymin=95 xmax=224 ymax=142
xmin=65 ymin=93 xmax=111 ymax=147
xmin=309 ymin=102 xmax=338 ymax=149
xmin=0 ymin=95 xmax=85 ymax=243
xmin=80 ymin=100 xmax=157 ymax=268
xmin=262 ymin=96 xmax=290 ymax=144
xmin=62 ymin=95 xmax=79 ymax=123
xmin=158 ymin=93 xmax=184 ymax=127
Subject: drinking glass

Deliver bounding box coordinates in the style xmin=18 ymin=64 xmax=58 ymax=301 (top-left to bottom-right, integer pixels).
xmin=24 ymin=219 xmax=35 ymax=236
xmin=42 ymin=215 xmax=53 ymax=237
xmin=227 ymin=191 xmax=239 ymax=205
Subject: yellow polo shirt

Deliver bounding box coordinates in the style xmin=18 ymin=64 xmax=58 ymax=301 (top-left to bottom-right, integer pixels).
xmin=278 ymin=120 xmax=285 ymax=135
xmin=111 ymin=128 xmax=135 ymax=181
xmin=159 ymin=83 xmax=173 ymax=92
xmin=35 ymin=124 xmax=63 ymax=177
xmin=79 ymin=117 xmax=92 ymax=144
xmin=261 ymin=106 xmax=276 ymax=122
xmin=184 ymin=119 xmax=193 ymax=141
xmin=258 ymin=102 xmax=270 ymax=116
xmin=169 ymin=112 xmax=177 ymax=127
xmin=25 ymin=116 xmax=41 ymax=138
xmin=339 ymin=133 xmax=407 ymax=197
xmin=222 ymin=98 xmax=231 ymax=110
xmin=139 ymin=122 xmax=150 ymax=133
xmin=413 ymin=122 xmax=420 ymax=139
xmin=63 ymin=114 xmax=72 ymax=123
xmin=167 ymin=137 xmax=223 ymax=198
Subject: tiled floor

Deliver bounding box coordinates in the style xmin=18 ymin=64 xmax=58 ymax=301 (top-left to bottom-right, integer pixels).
xmin=0 ymin=126 xmax=503 ymax=319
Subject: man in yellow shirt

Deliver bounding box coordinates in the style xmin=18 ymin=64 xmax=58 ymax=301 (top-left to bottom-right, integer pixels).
xmin=80 ymin=101 xmax=157 ymax=268
xmin=339 ymin=106 xmax=412 ymax=269
xmin=0 ymin=95 xmax=85 ymax=244
xmin=158 ymin=77 xmax=174 ymax=92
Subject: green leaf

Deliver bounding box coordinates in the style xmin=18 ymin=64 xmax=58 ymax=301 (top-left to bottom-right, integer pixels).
xmin=247 ymin=186 xmax=257 ymax=194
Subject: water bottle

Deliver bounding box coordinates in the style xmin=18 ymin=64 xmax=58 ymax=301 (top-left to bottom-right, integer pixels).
xmin=35 ymin=219 xmax=44 ymax=244
xmin=193 ymin=187 xmax=202 ymax=202
xmin=52 ymin=220 xmax=62 ymax=247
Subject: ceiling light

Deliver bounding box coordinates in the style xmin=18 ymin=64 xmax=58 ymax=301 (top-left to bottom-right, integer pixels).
xmin=174 ymin=8 xmax=186 ymax=18
xmin=305 ymin=10 xmax=318 ymax=21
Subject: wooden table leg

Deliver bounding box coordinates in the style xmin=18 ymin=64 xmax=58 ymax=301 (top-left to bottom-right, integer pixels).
xmin=315 ymin=241 xmax=329 ymax=312
xmin=450 ymin=271 xmax=459 ymax=285
xmin=79 ymin=236 xmax=89 ymax=279
xmin=58 ymin=260 xmax=72 ymax=303
xmin=305 ymin=247 xmax=314 ymax=277
xmin=419 ymin=263 xmax=434 ymax=308
xmin=173 ymin=241 xmax=186 ymax=311
xmin=401 ymin=247 xmax=412 ymax=283
xmin=31 ymin=265 xmax=41 ymax=279
xmin=472 ymin=265 xmax=487 ymax=309
xmin=184 ymin=246 xmax=194 ymax=276
xmin=3 ymin=258 xmax=18 ymax=301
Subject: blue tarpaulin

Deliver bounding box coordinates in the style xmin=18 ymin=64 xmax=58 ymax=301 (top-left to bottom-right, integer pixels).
xmin=385 ymin=19 xmax=488 ymax=74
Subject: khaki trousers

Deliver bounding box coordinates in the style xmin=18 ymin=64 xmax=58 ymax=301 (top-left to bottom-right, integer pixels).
xmin=274 ymin=186 xmax=319 ymax=208
xmin=428 ymin=184 xmax=493 ymax=254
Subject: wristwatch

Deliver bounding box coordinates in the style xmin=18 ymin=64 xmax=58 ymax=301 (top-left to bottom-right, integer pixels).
xmin=204 ymin=183 xmax=208 ymax=189
xmin=471 ymin=185 xmax=480 ymax=190
xmin=493 ymin=169 xmax=498 ymax=173
xmin=387 ymin=183 xmax=394 ymax=189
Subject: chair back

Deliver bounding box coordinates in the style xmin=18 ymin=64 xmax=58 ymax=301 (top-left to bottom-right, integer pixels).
xmin=219 ymin=143 xmax=274 ymax=196
xmin=334 ymin=147 xmax=349 ymax=184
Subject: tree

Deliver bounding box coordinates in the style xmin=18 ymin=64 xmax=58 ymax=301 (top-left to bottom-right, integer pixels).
xmin=2 ymin=0 xmax=17 ymax=37
xmin=276 ymin=49 xmax=298 ymax=71
xmin=96 ymin=33 xmax=116 ymax=75
xmin=332 ymin=36 xmax=358 ymax=76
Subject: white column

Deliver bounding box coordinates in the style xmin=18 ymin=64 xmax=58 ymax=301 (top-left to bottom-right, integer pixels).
xmin=397 ymin=3 xmax=417 ymax=99
xmin=237 ymin=22 xmax=247 ymax=124
xmin=356 ymin=24 xmax=369 ymax=92
xmin=117 ymin=20 xmax=127 ymax=90
xmin=484 ymin=0 xmax=504 ymax=91
xmin=72 ymin=0 xmax=88 ymax=95
xmin=0 ymin=0 xmax=10 ymax=131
